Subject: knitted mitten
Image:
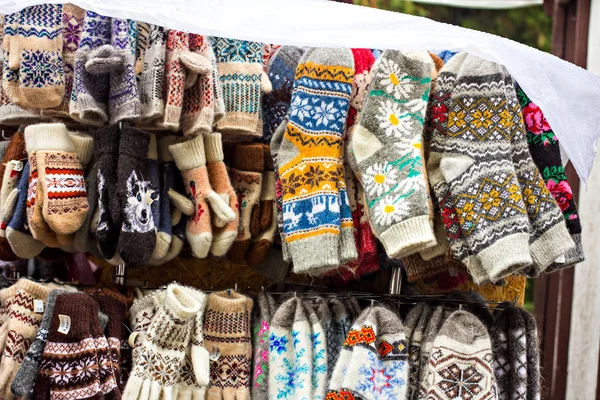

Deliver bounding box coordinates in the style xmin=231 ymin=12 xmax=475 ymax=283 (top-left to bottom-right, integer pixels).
xmin=123 ymin=284 xmax=200 ymax=400
xmin=213 ymin=37 xmax=272 ymax=137
xmin=428 ymin=52 xmax=532 ymax=283
xmin=42 ymin=4 xmax=85 ymax=118
xmin=94 ymin=124 xmax=121 ymax=260
xmin=152 ymin=136 xmax=178 ymax=260
xmin=516 ymin=84 xmax=583 ymax=271
xmin=115 ymin=126 xmax=156 ymax=266
xmin=349 ymin=50 xmax=436 ymax=259
xmin=128 ymin=290 xmax=160 ymax=365
xmin=2 ymin=5 xmax=64 ymax=109
xmin=70 ymin=11 xmax=112 ymax=125
xmin=327 ymin=306 xmax=408 ymax=399
xmin=0 ymin=281 xmax=50 ymax=400
xmin=134 ymin=22 xmax=151 ymax=80
xmin=27 ymin=124 xmax=88 ymax=235
xmin=403 ymin=303 xmax=431 ymax=400
xmin=0 ymin=130 xmax=27 ymax=248
xmin=181 ymin=34 xmax=216 ymax=136
xmin=5 ymin=162 xmax=45 ymax=258
xmin=227 ymin=143 xmax=265 ymax=264
xmin=491 ymin=304 xmax=512 ymax=399
xmin=157 ymin=30 xmax=188 ymax=131
xmin=307 ymin=300 xmax=329 ymax=400
xmin=269 ymin=297 xmax=312 ymax=400
xmin=325 ymin=299 xmax=351 ymax=379
xmin=205 ymin=132 xmax=239 ymax=256
xmin=416 ymin=305 xmax=447 ymax=399
xmin=108 ymin=19 xmax=140 ymax=124
xmin=146 ymin=134 xmax=162 ymax=262
xmin=521 ymin=308 xmax=541 ymax=400
xmin=251 ymin=292 xmax=277 ymax=400
xmin=139 ymin=25 xmax=167 ymax=124
xmin=169 ymin=135 xmax=234 ymax=258
xmin=71 ymin=132 xmax=97 ymax=253
xmin=10 ymin=289 xmax=65 ymax=398
xmin=273 ymin=47 xmax=356 ymax=274
xmin=426 ymin=310 xmax=496 ymax=400
xmin=204 ymin=291 xmax=253 ymax=400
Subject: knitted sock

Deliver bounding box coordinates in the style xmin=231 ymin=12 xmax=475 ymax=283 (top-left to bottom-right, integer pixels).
xmin=6 ymin=162 xmax=45 ymax=258
xmin=116 ymin=126 xmax=156 ymax=267
xmin=428 ymin=52 xmax=532 ymax=283
xmin=516 ymin=84 xmax=583 ymax=270
xmin=170 ymin=136 xmax=233 ymax=259
xmin=204 ymin=291 xmax=253 ymax=400
xmin=505 ymin=76 xmax=573 ymax=274
xmin=213 ymin=37 xmax=272 ymax=137
xmin=269 ymin=297 xmax=313 ymax=400
xmin=94 ymin=124 xmax=121 ymax=260
xmin=269 ymin=124 xmax=290 ymax=263
xmin=306 ymin=300 xmax=329 ymax=400
xmin=108 ymin=19 xmax=140 ymax=124
xmin=251 ymin=292 xmax=277 ymax=400
xmin=426 ymin=309 xmax=496 ymax=400
xmin=205 ymin=132 xmax=239 ymax=257
xmin=349 ymin=50 xmax=436 ymax=259
xmin=275 ymin=48 xmax=354 ymax=274
xmin=123 ymin=284 xmax=200 ymax=400
xmin=70 ymin=11 xmax=111 ymax=125
xmin=31 ymin=124 xmax=89 ymax=235
xmin=139 ymin=25 xmax=167 ymax=124
xmin=227 ymin=143 xmax=265 ymax=264
xmin=0 ymin=280 xmax=50 ymax=400
xmin=10 ymin=289 xmax=65 ymax=398
xmin=521 ymin=308 xmax=541 ymax=400
xmin=2 ymin=5 xmax=64 ymax=109
xmin=41 ymin=4 xmax=85 ymax=119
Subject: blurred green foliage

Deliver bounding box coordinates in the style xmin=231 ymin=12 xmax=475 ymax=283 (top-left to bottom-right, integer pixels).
xmin=354 ymin=0 xmax=552 ymax=52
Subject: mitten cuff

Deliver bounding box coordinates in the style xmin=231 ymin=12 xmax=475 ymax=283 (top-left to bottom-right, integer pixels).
xmin=17 ymin=278 xmax=51 ymax=300
xmin=379 ymin=215 xmax=436 ymax=259
xmin=469 ymin=233 xmax=532 ymax=284
xmin=204 ymin=133 xmax=224 ymax=162
xmin=232 ymin=144 xmax=264 ymax=172
xmin=530 ymin=222 xmax=575 ymax=272
xmin=25 ymin=124 xmax=74 ymax=153
xmin=207 ymin=291 xmax=253 ymax=314
xmin=68 ymin=132 xmax=94 ymax=166
xmin=120 ymin=126 xmax=151 ymax=158
xmin=93 ymin=124 xmax=120 ymax=155
xmin=165 ymin=284 xmax=201 ymax=320
xmin=169 ymin=136 xmax=206 ymax=171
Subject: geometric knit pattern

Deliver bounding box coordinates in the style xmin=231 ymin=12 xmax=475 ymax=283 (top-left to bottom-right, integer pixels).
xmin=158 ymin=30 xmax=187 ymax=130
xmin=39 ymin=151 xmax=87 ymax=218
xmin=139 ymin=24 xmax=167 ymax=123
xmin=350 ymin=50 xmax=435 ymax=260
xmin=276 ymin=47 xmax=355 ymax=274
xmin=109 ymin=18 xmax=140 ymax=124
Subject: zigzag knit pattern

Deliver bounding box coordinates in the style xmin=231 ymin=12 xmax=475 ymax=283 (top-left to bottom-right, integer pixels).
xmin=41 ymin=152 xmax=87 ymax=216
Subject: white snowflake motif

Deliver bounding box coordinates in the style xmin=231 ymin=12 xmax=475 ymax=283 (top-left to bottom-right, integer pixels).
xmin=290 ymin=96 xmax=312 ymax=122
xmin=372 ymin=196 xmax=410 ymax=226
xmin=376 ymin=58 xmax=412 ymax=98
xmin=363 ymin=163 xmax=398 ymax=197
xmin=313 ymin=100 xmax=339 ymax=127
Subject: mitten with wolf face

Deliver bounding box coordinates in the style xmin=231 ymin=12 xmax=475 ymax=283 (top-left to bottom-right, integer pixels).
xmin=117 ymin=126 xmax=157 ymax=267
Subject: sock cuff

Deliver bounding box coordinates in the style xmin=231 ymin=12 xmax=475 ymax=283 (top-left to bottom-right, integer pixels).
xmin=25 ymin=124 xmax=74 ymax=153
xmin=204 ymin=132 xmax=224 ymax=162
xmin=232 ymin=143 xmax=264 ymax=172
xmin=68 ymin=132 xmax=94 ymax=167
xmin=169 ymin=135 xmax=206 ymax=171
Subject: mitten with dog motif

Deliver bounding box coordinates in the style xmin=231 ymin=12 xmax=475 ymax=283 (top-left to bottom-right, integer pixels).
xmin=116 ymin=126 xmax=157 ymax=267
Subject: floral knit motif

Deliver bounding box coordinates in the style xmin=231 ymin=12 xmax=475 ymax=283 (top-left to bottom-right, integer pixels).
xmin=253 ymin=320 xmax=270 ymax=388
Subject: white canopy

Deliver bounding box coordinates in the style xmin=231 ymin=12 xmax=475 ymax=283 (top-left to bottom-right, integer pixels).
xmin=3 ymin=0 xmax=600 ymax=183
xmin=411 ymin=0 xmax=543 ymax=9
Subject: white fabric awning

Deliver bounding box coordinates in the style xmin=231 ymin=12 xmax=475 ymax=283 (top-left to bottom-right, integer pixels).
xmin=411 ymin=0 xmax=543 ymax=9
xmin=2 ymin=0 xmax=600 ymax=184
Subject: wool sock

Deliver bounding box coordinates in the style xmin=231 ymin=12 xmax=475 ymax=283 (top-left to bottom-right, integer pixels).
xmin=349 ymin=50 xmax=436 ymax=259
xmin=251 ymin=292 xmax=277 ymax=400
xmin=213 ymin=37 xmax=272 ymax=137
xmin=516 ymin=84 xmax=583 ymax=271
xmin=41 ymin=4 xmax=85 ymax=119
xmin=5 ymin=162 xmax=45 ymax=258
xmin=94 ymin=124 xmax=121 ymax=260
xmin=2 ymin=5 xmax=64 ymax=109
xmin=275 ymin=48 xmax=354 ymax=274
xmin=31 ymin=124 xmax=88 ymax=235
xmin=170 ymin=135 xmax=232 ymax=258
xmin=269 ymin=297 xmax=313 ymax=400
xmin=425 ymin=309 xmax=496 ymax=400
xmin=203 ymin=291 xmax=253 ymax=400
xmin=227 ymin=143 xmax=265 ymax=264
xmin=139 ymin=25 xmax=167 ymax=124
xmin=70 ymin=11 xmax=112 ymax=125
xmin=116 ymin=126 xmax=156 ymax=267
xmin=205 ymin=132 xmax=239 ymax=257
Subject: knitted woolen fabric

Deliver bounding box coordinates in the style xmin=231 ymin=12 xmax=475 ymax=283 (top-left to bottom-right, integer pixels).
xmin=146 ymin=134 xmax=162 ymax=262
xmin=273 ymin=47 xmax=356 ymax=274
xmin=2 ymin=4 xmax=64 ymax=109
xmin=10 ymin=289 xmax=65 ymax=398
xmin=307 ymin=299 xmax=330 ymax=400
xmin=70 ymin=10 xmax=112 ymax=125
xmin=128 ymin=290 xmax=161 ymax=365
xmin=427 ymin=52 xmax=532 ymax=283
xmin=123 ymin=284 xmax=200 ymax=400
xmin=425 ymin=310 xmax=497 ymax=400
xmin=327 ymin=306 xmax=408 ymax=400
xmin=402 ymin=251 xmax=466 ymax=283
xmin=251 ymin=291 xmax=277 ymax=400
xmin=139 ymin=25 xmax=167 ymax=124
xmin=406 ymin=303 xmax=432 ymax=400
xmin=116 ymin=126 xmax=156 ymax=267
xmin=416 ymin=305 xmax=447 ymax=399
xmin=134 ymin=22 xmax=151 ymax=80
xmin=349 ymin=50 xmax=436 ymax=259
xmin=326 ymin=299 xmax=352 ymax=379
xmin=152 ymin=135 xmax=177 ymax=260
xmin=268 ymin=297 xmax=313 ymax=400
xmin=0 ymin=280 xmax=50 ymax=400
xmin=156 ymin=30 xmax=188 ymax=131
xmin=203 ymin=291 xmax=253 ymax=400
xmin=521 ymin=308 xmax=540 ymax=400
xmin=516 ymin=84 xmax=584 ymax=270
